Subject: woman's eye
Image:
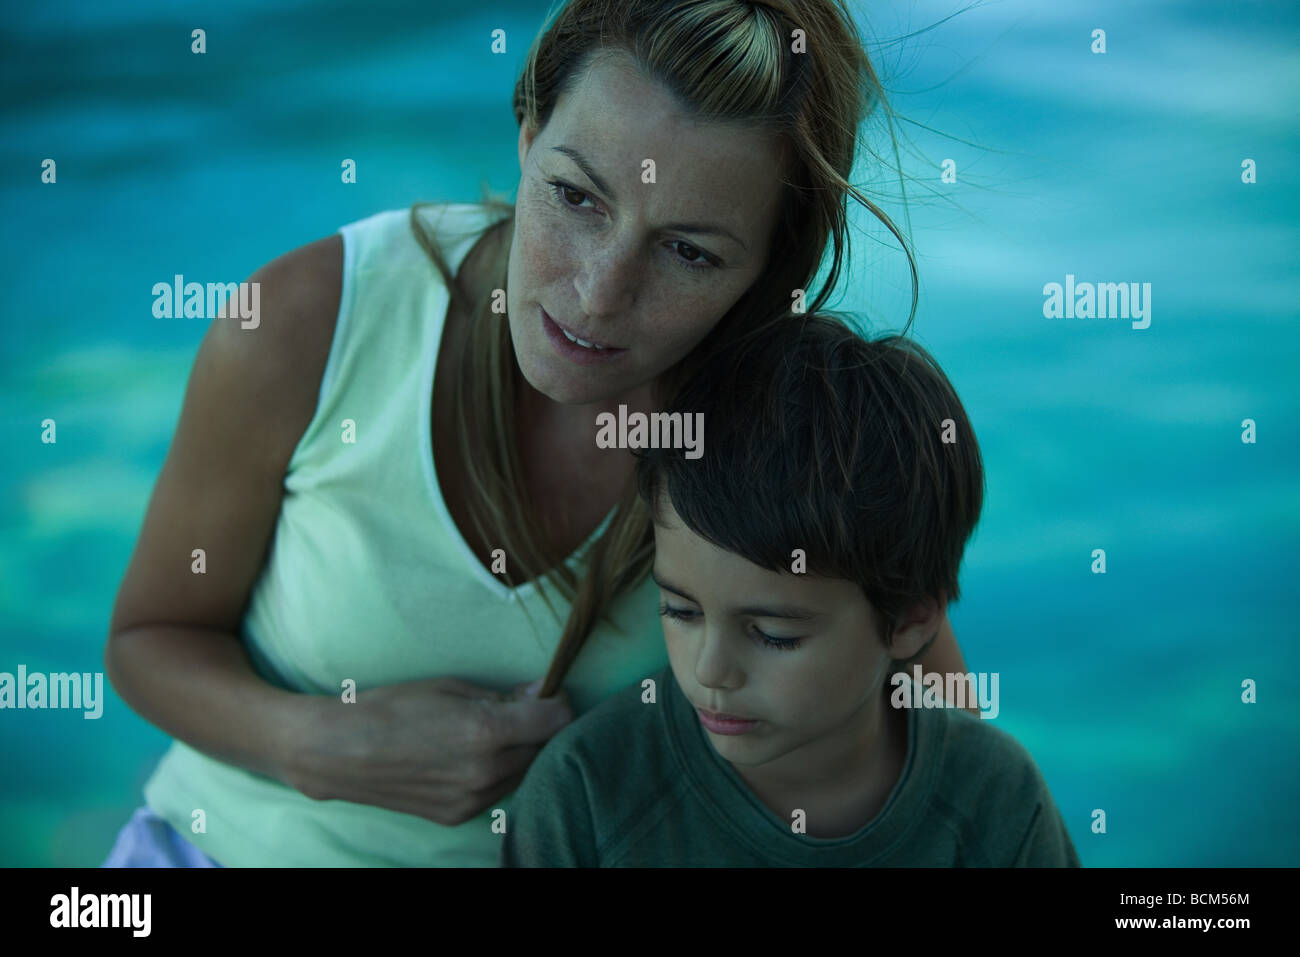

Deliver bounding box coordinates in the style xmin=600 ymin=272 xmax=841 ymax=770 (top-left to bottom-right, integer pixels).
xmin=549 ymin=181 xmax=717 ymax=272
xmin=670 ymin=241 xmax=714 ymax=268
xmin=549 ymin=181 xmax=594 ymax=210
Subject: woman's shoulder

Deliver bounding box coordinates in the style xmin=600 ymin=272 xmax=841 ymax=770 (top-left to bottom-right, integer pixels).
xmin=339 ymin=203 xmax=508 ymax=276
xmin=166 ymin=231 xmax=345 ymax=484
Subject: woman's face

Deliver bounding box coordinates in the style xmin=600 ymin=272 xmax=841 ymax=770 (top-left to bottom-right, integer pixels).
xmin=507 ymin=49 xmax=787 ymax=406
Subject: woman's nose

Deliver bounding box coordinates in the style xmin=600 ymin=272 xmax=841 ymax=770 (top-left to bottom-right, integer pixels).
xmin=574 ymin=236 xmax=641 ymax=317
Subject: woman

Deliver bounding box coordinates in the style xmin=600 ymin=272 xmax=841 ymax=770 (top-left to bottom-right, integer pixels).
xmin=103 ymin=0 xmax=972 ymax=867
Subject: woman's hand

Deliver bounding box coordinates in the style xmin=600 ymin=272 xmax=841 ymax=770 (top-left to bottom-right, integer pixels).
xmin=282 ymin=676 xmax=574 ymax=826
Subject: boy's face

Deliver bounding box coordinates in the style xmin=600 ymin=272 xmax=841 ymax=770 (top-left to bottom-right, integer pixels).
xmin=651 ymin=497 xmax=904 ymax=777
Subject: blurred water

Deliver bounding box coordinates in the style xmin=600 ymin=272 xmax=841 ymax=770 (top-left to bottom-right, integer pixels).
xmin=1 ymin=0 xmax=1296 ymax=866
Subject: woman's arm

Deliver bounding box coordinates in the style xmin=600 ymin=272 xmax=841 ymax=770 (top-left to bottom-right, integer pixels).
xmin=106 ymin=237 xmax=572 ymax=825
xmin=106 ymin=237 xmax=343 ymax=784
xmin=892 ymin=613 xmax=981 ymax=717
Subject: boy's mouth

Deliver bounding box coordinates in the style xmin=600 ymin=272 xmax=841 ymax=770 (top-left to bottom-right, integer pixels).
xmin=696 ymin=706 xmax=760 ymax=735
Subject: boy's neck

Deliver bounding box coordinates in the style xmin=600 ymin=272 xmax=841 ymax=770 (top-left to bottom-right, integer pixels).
xmin=730 ymin=685 xmax=908 ymax=840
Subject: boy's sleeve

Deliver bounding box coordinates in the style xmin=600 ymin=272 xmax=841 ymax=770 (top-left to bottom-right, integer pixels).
xmin=1011 ymin=794 xmax=1081 ymax=867
xmin=500 ymin=748 xmax=600 ymax=868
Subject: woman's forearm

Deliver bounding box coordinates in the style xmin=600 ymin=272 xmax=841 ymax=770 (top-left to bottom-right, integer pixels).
xmin=105 ymin=624 xmax=311 ymax=786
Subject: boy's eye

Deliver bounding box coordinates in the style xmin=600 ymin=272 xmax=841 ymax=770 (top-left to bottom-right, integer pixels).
xmin=752 ymin=627 xmax=803 ymax=652
xmin=658 ymin=602 xmax=698 ymax=622
xmin=660 ymin=602 xmax=804 ymax=652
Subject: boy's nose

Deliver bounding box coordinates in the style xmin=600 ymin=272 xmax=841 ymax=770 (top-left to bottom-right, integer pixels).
xmin=693 ymin=627 xmax=743 ymax=690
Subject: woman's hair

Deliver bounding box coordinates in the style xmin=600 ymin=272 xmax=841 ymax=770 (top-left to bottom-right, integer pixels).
xmin=409 ymin=0 xmax=920 ymax=694
xmin=635 ymin=313 xmax=985 ymax=651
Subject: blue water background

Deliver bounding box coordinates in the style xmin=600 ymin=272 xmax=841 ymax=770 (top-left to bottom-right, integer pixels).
xmin=1 ymin=0 xmax=1297 ymax=866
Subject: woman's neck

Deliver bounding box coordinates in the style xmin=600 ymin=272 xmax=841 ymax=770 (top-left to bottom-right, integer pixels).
xmin=514 ymin=370 xmax=657 ymax=446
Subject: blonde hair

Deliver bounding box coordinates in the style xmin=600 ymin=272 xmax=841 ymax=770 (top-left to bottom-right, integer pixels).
xmin=410 ymin=0 xmax=918 ymax=695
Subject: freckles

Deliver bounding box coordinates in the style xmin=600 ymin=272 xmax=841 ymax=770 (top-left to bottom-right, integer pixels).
xmin=515 ymin=192 xmax=558 ymax=247
xmin=532 ymin=239 xmax=570 ymax=282
xmin=644 ymin=288 xmax=716 ymax=334
xmin=517 ymin=221 xmax=568 ymax=280
xmin=527 ymin=181 xmax=569 ymax=228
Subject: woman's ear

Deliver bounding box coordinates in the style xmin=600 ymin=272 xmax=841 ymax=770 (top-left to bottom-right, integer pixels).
xmin=518 ymin=122 xmax=538 ymax=171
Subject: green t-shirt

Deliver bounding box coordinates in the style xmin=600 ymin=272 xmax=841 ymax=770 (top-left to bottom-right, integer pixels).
xmin=501 ymin=667 xmax=1080 ymax=867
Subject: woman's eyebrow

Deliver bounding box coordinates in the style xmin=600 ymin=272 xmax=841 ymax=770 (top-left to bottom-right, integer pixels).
xmin=552 ymin=145 xmax=616 ymax=199
xmin=551 ymin=144 xmax=747 ymax=250
xmin=652 ymin=569 xmax=819 ymax=620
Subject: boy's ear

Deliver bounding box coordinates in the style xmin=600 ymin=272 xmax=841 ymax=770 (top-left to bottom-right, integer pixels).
xmin=888 ymin=593 xmax=948 ymax=662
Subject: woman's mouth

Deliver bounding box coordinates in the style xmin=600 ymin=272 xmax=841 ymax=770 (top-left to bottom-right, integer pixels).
xmin=541 ymin=307 xmax=628 ymax=365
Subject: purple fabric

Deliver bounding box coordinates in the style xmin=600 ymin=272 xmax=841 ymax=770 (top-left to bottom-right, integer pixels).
xmin=101 ymin=806 xmax=224 ymax=868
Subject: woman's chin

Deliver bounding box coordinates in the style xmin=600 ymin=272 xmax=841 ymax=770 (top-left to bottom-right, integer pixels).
xmin=515 ymin=354 xmax=606 ymax=407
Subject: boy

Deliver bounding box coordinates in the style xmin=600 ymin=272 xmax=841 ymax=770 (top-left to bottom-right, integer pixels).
xmin=501 ymin=315 xmax=1079 ymax=866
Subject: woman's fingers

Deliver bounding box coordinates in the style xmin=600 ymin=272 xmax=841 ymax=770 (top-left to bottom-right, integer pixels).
xmin=475 ymin=691 xmax=572 ymax=747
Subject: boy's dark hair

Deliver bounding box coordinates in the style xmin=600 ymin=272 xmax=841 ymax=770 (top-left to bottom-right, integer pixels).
xmin=635 ymin=313 xmax=984 ymax=651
